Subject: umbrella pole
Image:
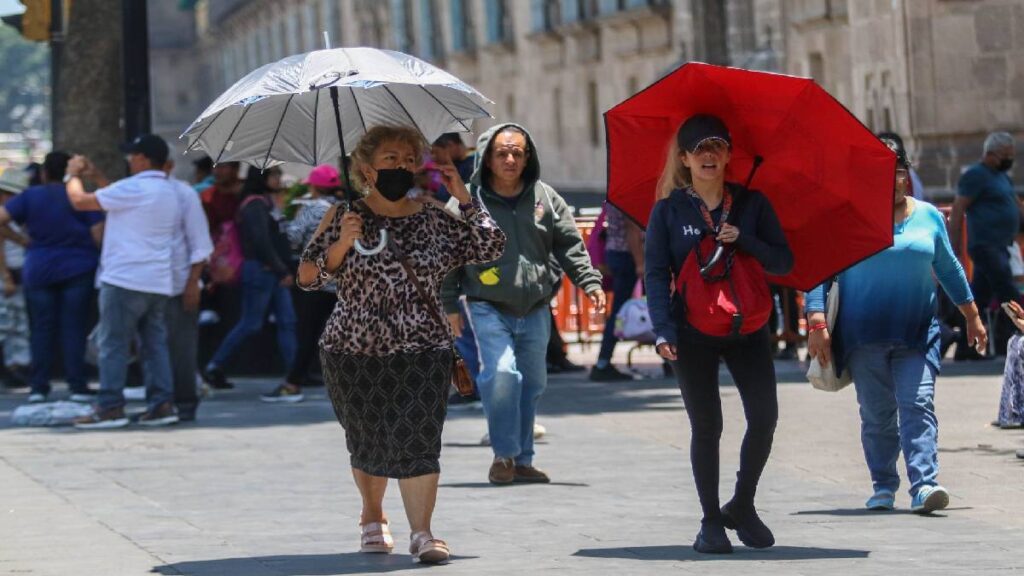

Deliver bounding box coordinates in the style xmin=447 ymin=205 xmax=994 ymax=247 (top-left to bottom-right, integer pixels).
xmin=328 ymin=87 xmax=353 ymax=203
xmin=331 ymin=85 xmax=387 ymax=256
xmin=743 ymin=155 xmax=764 ymax=189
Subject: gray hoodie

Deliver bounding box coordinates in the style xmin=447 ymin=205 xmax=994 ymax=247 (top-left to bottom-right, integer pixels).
xmin=441 ymin=123 xmax=602 ymax=317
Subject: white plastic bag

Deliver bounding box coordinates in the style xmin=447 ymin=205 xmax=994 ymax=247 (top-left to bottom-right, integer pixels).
xmin=806 ymin=281 xmax=852 ymax=392
xmin=615 ymin=297 xmax=656 ymax=342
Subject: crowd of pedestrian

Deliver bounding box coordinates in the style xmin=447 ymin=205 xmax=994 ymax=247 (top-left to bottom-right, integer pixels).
xmin=0 ymin=114 xmax=1018 ymax=559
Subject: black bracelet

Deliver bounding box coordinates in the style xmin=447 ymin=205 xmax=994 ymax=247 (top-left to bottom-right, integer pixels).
xmin=458 ymin=201 xmax=474 ymax=212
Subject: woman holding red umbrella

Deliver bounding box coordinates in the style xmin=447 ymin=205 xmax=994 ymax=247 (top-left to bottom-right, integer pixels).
xmin=645 ymin=114 xmax=793 ymax=554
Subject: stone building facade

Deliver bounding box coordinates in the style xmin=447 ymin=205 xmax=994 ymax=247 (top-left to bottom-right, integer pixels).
xmin=154 ymin=0 xmax=1022 ymax=196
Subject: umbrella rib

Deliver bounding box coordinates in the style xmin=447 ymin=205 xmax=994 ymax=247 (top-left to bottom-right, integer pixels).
xmin=382 ymin=85 xmax=426 ymax=139
xmin=419 ymin=86 xmax=469 ymax=131
xmin=184 ymin=108 xmax=227 ymax=153
xmin=312 ymin=89 xmax=320 ymax=165
xmin=350 ymin=87 xmax=367 ymax=132
xmin=213 ymin=104 xmax=253 ymax=165
xmin=262 ymin=94 xmax=296 ymax=170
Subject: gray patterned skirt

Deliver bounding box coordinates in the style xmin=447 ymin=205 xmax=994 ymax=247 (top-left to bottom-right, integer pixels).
xmin=321 ymin=348 xmax=452 ymax=479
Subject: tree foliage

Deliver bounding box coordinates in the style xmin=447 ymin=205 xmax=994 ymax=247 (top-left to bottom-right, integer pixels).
xmin=0 ymin=25 xmax=50 ymax=134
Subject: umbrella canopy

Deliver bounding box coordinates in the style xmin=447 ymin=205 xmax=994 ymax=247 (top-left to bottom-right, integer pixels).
xmin=181 ymin=47 xmax=493 ymax=169
xmin=605 ymin=62 xmax=896 ymax=291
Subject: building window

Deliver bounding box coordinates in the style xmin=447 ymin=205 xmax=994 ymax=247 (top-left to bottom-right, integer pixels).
xmin=578 ymin=0 xmax=599 ymax=20
xmin=588 ymin=80 xmax=599 ymax=147
xmin=486 ymin=0 xmax=513 ymax=45
xmin=421 ymin=0 xmax=444 ymax=61
xmin=532 ymin=0 xmax=562 ymax=32
xmin=391 ymin=0 xmax=416 ymax=53
xmin=451 ymin=0 xmax=476 ymax=53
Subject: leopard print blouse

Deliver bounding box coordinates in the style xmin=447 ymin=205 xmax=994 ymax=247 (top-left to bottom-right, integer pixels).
xmin=300 ymin=200 xmax=506 ymax=356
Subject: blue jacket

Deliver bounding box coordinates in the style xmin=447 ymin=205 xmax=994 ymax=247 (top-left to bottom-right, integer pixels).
xmin=644 ymin=184 xmax=793 ymax=345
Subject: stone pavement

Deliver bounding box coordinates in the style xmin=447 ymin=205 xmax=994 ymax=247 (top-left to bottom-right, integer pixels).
xmin=1 ymin=351 xmax=1022 ymax=576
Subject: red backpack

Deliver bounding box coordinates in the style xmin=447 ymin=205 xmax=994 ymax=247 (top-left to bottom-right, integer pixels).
xmin=675 ymin=189 xmax=772 ymax=338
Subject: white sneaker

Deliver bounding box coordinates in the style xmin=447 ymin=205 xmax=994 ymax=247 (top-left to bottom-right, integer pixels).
xmin=27 ymin=392 xmax=46 ymax=403
xmin=69 ymin=393 xmax=96 ymax=403
xmin=123 ymin=386 xmax=146 ymax=402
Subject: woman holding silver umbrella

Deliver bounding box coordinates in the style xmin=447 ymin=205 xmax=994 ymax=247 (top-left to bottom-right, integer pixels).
xmin=297 ymin=125 xmax=505 ymax=564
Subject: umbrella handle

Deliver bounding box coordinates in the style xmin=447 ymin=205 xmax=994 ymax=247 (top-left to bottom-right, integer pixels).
xmin=699 ymin=242 xmax=726 ymax=277
xmin=354 ymin=229 xmax=388 ymax=257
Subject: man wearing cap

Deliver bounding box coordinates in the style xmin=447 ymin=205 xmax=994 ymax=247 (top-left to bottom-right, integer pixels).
xmin=65 ymin=134 xmax=183 ymax=429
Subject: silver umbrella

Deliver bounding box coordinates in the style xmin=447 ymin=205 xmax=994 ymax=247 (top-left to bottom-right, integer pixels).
xmin=181 ymin=47 xmax=493 ymax=254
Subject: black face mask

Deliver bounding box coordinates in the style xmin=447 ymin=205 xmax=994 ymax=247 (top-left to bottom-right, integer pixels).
xmin=374 ymin=168 xmax=415 ymax=202
xmin=998 ymin=158 xmax=1014 ymax=172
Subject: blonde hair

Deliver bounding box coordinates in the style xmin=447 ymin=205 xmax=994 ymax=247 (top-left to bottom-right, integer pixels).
xmin=349 ymin=125 xmax=426 ymax=193
xmin=655 ymin=135 xmax=691 ymax=200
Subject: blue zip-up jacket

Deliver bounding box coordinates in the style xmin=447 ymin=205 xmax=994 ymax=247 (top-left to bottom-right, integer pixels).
xmin=644 ymin=184 xmax=793 ymax=345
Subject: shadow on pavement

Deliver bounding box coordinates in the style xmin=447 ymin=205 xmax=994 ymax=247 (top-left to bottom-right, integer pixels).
xmin=155 ymin=552 xmax=478 ymax=575
xmin=573 ymin=544 xmax=869 ymax=562
xmin=439 ymin=481 xmax=589 ymax=489
xmin=792 ymin=507 xmax=972 ymax=517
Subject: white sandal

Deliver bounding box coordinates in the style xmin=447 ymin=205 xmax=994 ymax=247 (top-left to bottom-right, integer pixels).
xmin=359 ymin=520 xmax=394 ymax=554
xmin=410 ymin=531 xmax=450 ymax=564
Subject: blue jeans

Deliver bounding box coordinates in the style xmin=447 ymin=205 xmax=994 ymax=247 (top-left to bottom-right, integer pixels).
xmin=847 ymin=343 xmax=939 ymax=497
xmin=207 ymin=259 xmax=297 ymax=373
xmin=469 ymin=301 xmax=550 ymax=466
xmin=598 ymin=250 xmax=638 ymax=363
xmin=97 ymin=283 xmax=173 ymax=411
xmin=24 ymin=272 xmax=95 ymax=395
xmin=453 ymin=299 xmax=480 ymax=385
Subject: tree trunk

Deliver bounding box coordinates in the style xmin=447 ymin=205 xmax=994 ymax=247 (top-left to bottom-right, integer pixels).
xmin=54 ymin=0 xmax=124 ymax=179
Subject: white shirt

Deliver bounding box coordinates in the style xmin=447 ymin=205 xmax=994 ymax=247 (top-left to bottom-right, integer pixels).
xmin=95 ymin=170 xmax=181 ymax=296
xmin=169 ymin=178 xmax=213 ymax=296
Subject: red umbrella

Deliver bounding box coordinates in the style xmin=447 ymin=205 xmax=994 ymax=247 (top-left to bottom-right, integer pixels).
xmin=605 ymin=62 xmax=896 ymax=291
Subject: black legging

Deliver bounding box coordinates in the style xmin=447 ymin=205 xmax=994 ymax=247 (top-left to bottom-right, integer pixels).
xmin=674 ymin=326 xmax=778 ymax=521
xmin=287 ymin=288 xmax=337 ymax=385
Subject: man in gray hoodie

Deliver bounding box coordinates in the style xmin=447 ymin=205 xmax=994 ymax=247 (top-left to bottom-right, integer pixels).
xmin=442 ymin=123 xmax=605 ymax=485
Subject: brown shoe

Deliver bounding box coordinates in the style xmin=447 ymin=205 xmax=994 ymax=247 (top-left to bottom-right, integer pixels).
xmin=514 ymin=465 xmax=550 ymax=483
xmin=138 ymin=401 xmax=179 ymax=427
xmin=73 ymin=406 xmax=129 ymax=430
xmin=488 ymin=457 xmax=514 ymax=485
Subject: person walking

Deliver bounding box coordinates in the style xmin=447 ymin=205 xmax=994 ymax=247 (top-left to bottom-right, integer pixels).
xmin=0 ymin=152 xmax=103 ymax=403
xmin=165 ymin=156 xmax=213 ymax=421
xmin=806 ymin=141 xmax=987 ymax=515
xmin=202 ymin=166 xmax=297 ymax=388
xmin=949 ymin=132 xmax=1018 ymax=358
xmin=442 ymin=123 xmax=605 ymax=485
xmin=646 ymin=115 xmax=793 ymax=554
xmin=66 ymin=135 xmax=182 ymax=428
xmin=298 ymin=125 xmax=505 ymax=563
xmin=591 ymin=203 xmax=645 ymax=381
xmin=261 ymin=164 xmax=340 ymax=403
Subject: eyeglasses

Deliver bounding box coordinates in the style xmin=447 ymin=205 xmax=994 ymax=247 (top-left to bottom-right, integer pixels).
xmin=895 ymin=168 xmax=910 ymax=180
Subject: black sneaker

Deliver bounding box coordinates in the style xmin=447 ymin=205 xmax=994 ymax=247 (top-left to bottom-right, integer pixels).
xmin=589 ymin=364 xmax=633 ymax=382
xmin=260 ymin=384 xmax=305 ymax=403
xmin=201 ymin=366 xmax=235 ymax=390
xmin=721 ymin=501 xmax=775 ymax=548
xmin=548 ymin=359 xmax=585 ymax=374
xmin=693 ymin=519 xmax=733 ymax=554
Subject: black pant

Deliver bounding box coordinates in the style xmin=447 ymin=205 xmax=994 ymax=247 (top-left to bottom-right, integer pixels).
xmin=167 ymin=295 xmax=199 ymax=413
xmin=673 ymin=326 xmax=778 ymax=521
xmin=967 ymin=244 xmax=1019 ymax=355
xmin=287 ymin=289 xmax=336 ymax=385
